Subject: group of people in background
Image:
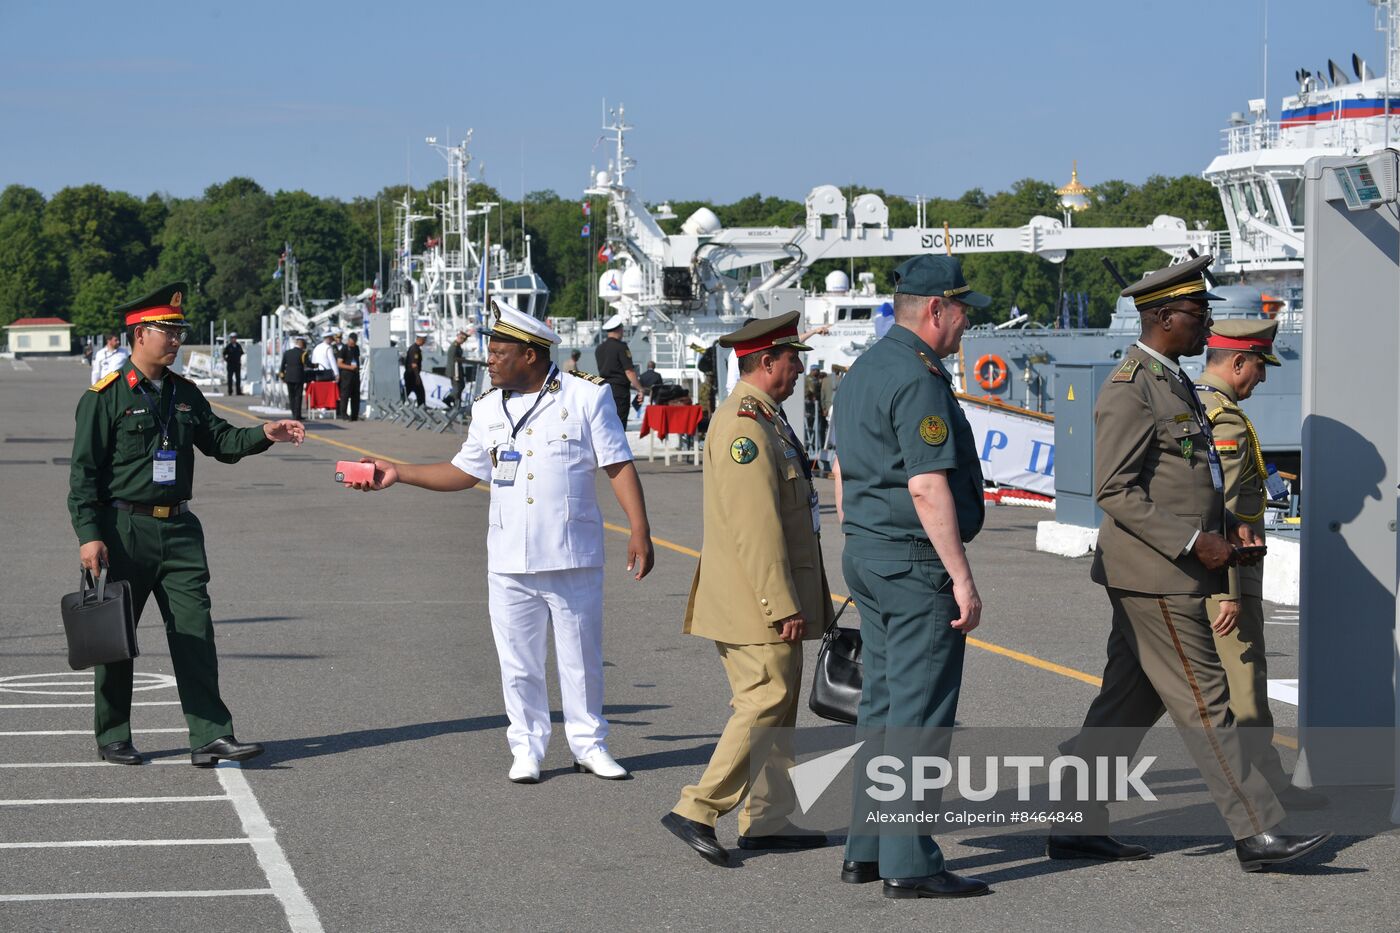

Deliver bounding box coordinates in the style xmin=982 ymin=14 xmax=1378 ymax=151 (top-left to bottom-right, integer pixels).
xmin=279 ymin=329 xmax=361 ymax=421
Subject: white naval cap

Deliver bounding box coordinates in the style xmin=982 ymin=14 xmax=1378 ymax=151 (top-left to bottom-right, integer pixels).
xmin=602 ymin=313 xmax=625 ymax=331
xmin=489 ymin=297 xmax=560 ymax=349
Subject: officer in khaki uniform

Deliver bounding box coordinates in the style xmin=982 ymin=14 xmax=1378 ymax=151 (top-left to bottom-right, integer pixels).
xmin=1062 ymin=256 xmax=1330 ymax=873
xmin=1195 ymin=320 xmax=1326 ymax=810
xmin=69 ymin=283 xmax=305 ymax=767
xmin=662 ymin=312 xmax=834 ymax=868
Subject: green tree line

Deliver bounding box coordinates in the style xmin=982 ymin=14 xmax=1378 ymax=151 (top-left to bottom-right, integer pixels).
xmin=0 ymin=174 xmax=1223 ymax=338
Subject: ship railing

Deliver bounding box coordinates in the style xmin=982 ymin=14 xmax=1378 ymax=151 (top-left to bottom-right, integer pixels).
xmin=1222 ymin=121 xmax=1280 ymax=154
xmin=1207 ymin=231 xmax=1233 ymax=265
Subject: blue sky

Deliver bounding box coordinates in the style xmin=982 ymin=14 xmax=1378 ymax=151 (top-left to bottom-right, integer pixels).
xmin=0 ymin=0 xmax=1388 ymax=203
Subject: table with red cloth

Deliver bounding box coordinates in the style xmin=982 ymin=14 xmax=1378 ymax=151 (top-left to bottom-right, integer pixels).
xmin=639 ymin=404 xmax=702 ymax=440
xmin=305 ymin=381 xmax=339 ymax=412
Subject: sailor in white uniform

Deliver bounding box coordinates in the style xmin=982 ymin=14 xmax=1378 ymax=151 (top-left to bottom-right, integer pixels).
xmin=91 ymin=334 xmax=129 ymax=384
xmin=349 ymin=300 xmax=656 ymax=784
xmin=310 ymin=328 xmax=340 ymax=378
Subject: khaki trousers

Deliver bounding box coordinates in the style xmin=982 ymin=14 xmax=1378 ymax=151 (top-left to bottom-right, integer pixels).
xmin=672 ymin=640 xmax=802 ymax=835
xmin=1208 ymin=593 xmax=1292 ymax=792
xmin=1076 ymin=589 xmax=1284 ymax=840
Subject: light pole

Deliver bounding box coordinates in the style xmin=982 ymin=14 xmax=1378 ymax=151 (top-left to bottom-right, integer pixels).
xmin=1055 ymin=162 xmax=1093 ymax=326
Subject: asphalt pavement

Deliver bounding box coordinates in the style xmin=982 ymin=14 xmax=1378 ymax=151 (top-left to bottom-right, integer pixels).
xmin=0 ymin=355 xmax=1391 ymax=933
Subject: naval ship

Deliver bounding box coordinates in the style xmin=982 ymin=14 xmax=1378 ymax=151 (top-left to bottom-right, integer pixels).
xmin=562 ymin=0 xmax=1400 ymax=474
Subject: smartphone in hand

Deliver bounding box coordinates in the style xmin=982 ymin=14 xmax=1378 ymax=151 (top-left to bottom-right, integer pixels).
xmin=334 ymin=460 xmax=375 ymax=486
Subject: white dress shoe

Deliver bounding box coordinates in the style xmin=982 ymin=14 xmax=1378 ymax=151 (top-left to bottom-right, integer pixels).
xmin=508 ymin=753 xmax=541 ymax=784
xmin=574 ymin=747 xmax=629 ymax=780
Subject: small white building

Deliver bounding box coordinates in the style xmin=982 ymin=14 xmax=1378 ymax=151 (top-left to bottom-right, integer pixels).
xmin=4 ymin=317 xmax=73 ymax=355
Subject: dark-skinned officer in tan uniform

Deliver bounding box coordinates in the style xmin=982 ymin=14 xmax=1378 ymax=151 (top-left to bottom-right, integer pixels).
xmin=1057 ymin=256 xmax=1331 ymax=873
xmin=661 ymin=312 xmax=834 ymax=867
xmin=1196 ymin=319 xmax=1326 ymax=810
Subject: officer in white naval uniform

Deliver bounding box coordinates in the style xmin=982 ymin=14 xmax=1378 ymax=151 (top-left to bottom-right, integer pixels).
xmin=310 ymin=328 xmax=340 ymax=378
xmin=91 ymin=334 xmax=129 ymax=384
xmin=350 ymin=300 xmax=656 ymax=783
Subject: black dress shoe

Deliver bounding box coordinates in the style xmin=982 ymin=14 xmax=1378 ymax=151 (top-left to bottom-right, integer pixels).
xmin=883 ymin=870 xmax=990 ymax=899
xmin=736 ymin=833 xmax=828 ymax=851
xmin=1235 ymin=831 xmax=1332 ymax=872
xmin=661 ymin=812 xmax=730 ymax=867
xmin=190 ymin=735 xmax=265 ymax=767
xmin=1277 ymin=785 xmax=1330 ymax=811
xmin=1047 ymin=834 xmax=1151 ymax=861
xmin=840 ymin=860 xmax=880 ymax=884
xmin=98 ymin=740 xmax=144 ymax=766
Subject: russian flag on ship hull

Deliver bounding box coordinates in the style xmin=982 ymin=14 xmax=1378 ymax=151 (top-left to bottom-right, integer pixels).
xmin=1281 ymin=97 xmax=1400 ymax=126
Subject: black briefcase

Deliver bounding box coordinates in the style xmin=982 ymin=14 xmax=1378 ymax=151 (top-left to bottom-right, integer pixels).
xmin=60 ymin=567 xmax=139 ymax=670
xmin=808 ymin=597 xmax=861 ymax=724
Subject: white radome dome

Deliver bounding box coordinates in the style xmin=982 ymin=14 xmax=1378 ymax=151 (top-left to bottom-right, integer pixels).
xmin=598 ymin=269 xmax=623 ymax=302
xmin=824 ymin=270 xmax=851 ymax=293
xmin=681 ymin=207 xmax=722 ymax=236
xmin=620 ymin=265 xmax=644 ymax=296
xmin=595 ymin=170 xmax=612 ymax=188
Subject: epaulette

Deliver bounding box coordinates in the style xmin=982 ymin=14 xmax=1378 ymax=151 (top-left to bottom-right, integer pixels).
xmin=1110 ymin=358 xmax=1141 ymax=383
xmin=566 ymin=369 xmax=606 ymax=386
xmin=88 ymin=371 xmax=119 ymax=393
xmin=737 ymin=395 xmax=773 ymax=421
xmin=474 ymin=386 xmax=499 ymax=402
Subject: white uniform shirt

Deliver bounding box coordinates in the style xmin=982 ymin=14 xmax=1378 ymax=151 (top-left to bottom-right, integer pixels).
xmin=452 ymin=370 xmax=633 ymax=573
xmin=311 ymin=341 xmax=339 ymax=377
xmin=91 ymin=345 xmax=129 ymax=383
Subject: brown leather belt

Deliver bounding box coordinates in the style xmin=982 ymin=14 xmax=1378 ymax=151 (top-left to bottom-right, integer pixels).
xmin=108 ymin=499 xmax=190 ymax=519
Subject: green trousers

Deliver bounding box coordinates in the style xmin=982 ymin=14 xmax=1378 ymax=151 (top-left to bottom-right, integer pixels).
xmin=843 ymin=550 xmax=966 ymax=880
xmin=94 ymin=508 xmax=233 ymax=748
xmin=1208 ymin=593 xmax=1291 ymax=792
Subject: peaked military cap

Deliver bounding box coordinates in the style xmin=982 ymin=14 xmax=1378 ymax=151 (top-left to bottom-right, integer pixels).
xmin=116 ymin=282 xmax=188 ymax=328
xmin=718 ymin=310 xmax=812 ymax=358
xmin=1122 ymin=254 xmax=1222 ymax=311
xmin=892 ymin=254 xmax=992 ymax=309
xmin=486 ymin=297 xmax=560 ymax=349
xmin=1208 ymin=318 xmax=1281 ymax=366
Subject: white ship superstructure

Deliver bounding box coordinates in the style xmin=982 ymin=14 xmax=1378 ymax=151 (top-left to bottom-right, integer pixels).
xmin=1204 ymin=0 xmax=1400 ymax=305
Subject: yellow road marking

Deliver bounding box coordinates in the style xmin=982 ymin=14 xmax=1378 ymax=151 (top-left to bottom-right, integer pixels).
xmin=214 ymin=398 xmax=1305 ymax=748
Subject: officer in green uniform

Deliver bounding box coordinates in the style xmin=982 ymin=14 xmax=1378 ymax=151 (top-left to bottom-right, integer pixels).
xmin=832 ymin=254 xmax=991 ymax=900
xmin=69 ymin=283 xmax=306 ymax=766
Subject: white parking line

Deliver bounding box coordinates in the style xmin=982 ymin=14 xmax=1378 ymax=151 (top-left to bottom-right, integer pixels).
xmin=0 ymin=728 xmax=187 ymax=736
xmin=0 ymin=760 xmax=186 ymax=768
xmin=217 ymin=763 xmax=325 ymax=933
xmin=0 ymin=701 xmax=182 ymax=709
xmin=0 ymin=795 xmax=229 ymax=806
xmin=1268 ymin=678 xmax=1300 ymax=706
xmin=0 ymin=889 xmax=273 ymax=903
xmin=0 ymin=838 xmax=251 ymax=850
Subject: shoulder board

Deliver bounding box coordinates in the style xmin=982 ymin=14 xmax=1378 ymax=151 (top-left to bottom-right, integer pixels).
xmin=474 ymin=386 xmax=500 ymax=402
xmin=88 ymin=370 xmax=119 ymax=393
xmin=917 ymin=351 xmax=948 ymax=379
xmin=1110 ymin=358 xmax=1141 ymax=383
xmin=736 ymin=394 xmax=774 ymax=421
xmin=567 ymin=370 xmax=606 ymax=385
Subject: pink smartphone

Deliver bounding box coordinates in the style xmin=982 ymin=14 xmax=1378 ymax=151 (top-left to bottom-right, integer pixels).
xmin=335 ymin=461 xmax=375 ymax=485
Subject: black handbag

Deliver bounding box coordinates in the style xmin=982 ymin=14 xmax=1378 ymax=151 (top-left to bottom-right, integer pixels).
xmin=60 ymin=566 xmax=139 ymax=671
xmin=808 ymin=597 xmax=861 ymax=724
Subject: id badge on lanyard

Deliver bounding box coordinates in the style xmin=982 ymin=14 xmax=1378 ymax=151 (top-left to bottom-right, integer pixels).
xmin=153 ymin=447 xmax=177 ymax=485
xmin=809 ymin=490 xmax=821 ymax=534
xmin=494 ymin=448 xmax=522 ymax=485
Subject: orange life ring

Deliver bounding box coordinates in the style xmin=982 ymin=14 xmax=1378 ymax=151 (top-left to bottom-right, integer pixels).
xmin=974 ymin=353 xmax=1008 ymax=391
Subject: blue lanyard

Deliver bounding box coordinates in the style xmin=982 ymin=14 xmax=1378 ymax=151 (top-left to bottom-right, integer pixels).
xmin=134 ymin=380 xmax=177 ymax=449
xmin=501 ymin=366 xmax=558 ymax=442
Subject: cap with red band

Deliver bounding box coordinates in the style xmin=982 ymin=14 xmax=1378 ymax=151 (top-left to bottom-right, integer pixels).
xmin=718 ymin=310 xmax=812 ymax=358
xmin=1207 ymin=318 xmax=1281 ymax=366
xmin=116 ymin=282 xmax=188 ymax=328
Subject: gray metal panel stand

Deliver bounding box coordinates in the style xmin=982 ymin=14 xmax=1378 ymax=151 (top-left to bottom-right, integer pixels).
xmin=1298 ymin=153 xmax=1399 ymax=791
xmin=1051 ymin=361 xmax=1119 ymax=528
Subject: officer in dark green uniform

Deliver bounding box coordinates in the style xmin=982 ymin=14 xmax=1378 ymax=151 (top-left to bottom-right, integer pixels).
xmin=69 ymin=283 xmax=306 ymax=766
xmin=832 ymin=254 xmax=991 ymax=900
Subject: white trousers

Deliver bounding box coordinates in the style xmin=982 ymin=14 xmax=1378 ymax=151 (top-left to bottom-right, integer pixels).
xmin=487 ymin=567 xmax=608 ymax=761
